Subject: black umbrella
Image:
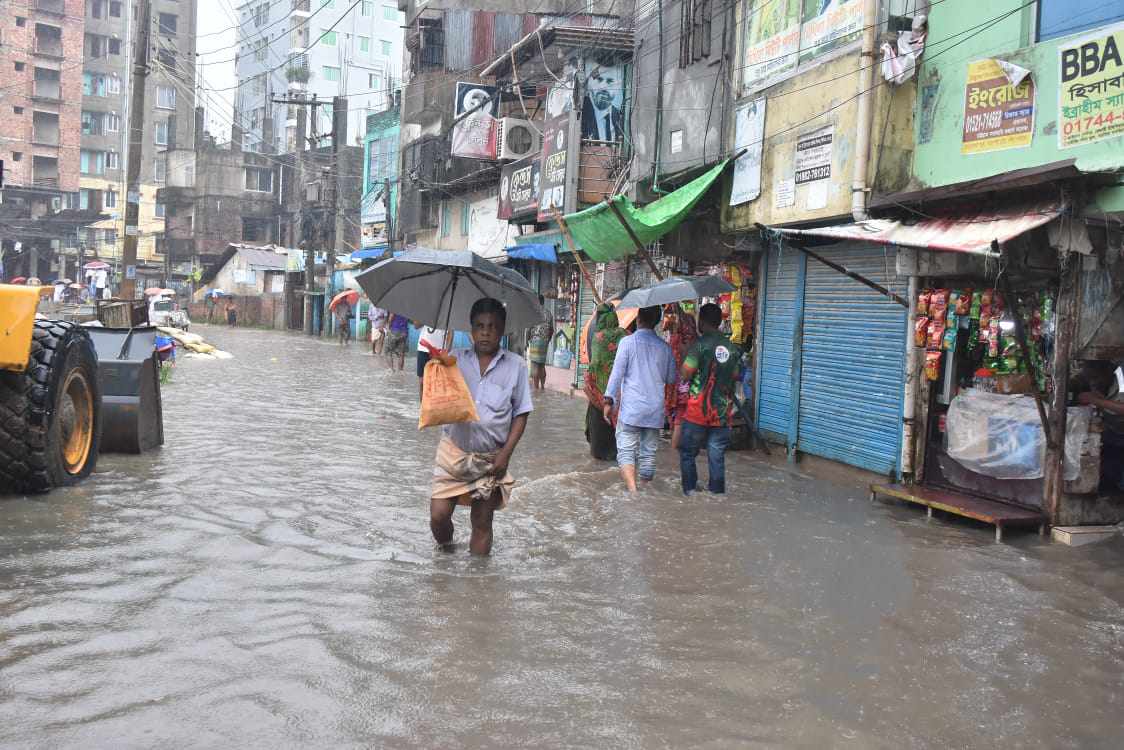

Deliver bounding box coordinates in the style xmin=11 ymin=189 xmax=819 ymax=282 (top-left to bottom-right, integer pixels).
xmin=355 ymin=248 xmax=546 ymax=331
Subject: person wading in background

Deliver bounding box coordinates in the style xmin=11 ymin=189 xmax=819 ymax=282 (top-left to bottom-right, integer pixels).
xmin=429 ymin=298 xmax=532 ymax=556
xmin=584 ymin=303 xmax=627 ymax=461
xmin=385 ymin=313 xmax=409 ymax=372
xmin=602 ymin=306 xmax=676 ymax=492
xmin=526 ymin=295 xmax=554 ymax=390
xmin=368 ymin=301 xmax=388 ymax=356
xmin=678 ymin=303 xmax=744 ymax=495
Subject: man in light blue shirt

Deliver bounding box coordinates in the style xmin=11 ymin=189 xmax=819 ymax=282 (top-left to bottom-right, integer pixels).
xmin=431 ymin=298 xmax=533 ymax=555
xmin=602 ymin=305 xmax=677 ymax=491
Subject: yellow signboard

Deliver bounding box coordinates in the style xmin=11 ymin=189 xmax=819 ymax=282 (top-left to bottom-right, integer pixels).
xmin=1059 ymin=22 xmax=1124 ymax=149
xmin=961 ymin=59 xmax=1035 ymax=154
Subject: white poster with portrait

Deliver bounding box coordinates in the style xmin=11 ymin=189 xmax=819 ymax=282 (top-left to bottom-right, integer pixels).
xmin=730 ymin=97 xmax=767 ymax=206
xmin=451 ymin=82 xmax=499 ymax=160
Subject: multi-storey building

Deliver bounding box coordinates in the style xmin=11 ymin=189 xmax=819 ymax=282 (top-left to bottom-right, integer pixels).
xmin=77 ymin=0 xmax=197 ymax=276
xmin=234 ymin=0 xmax=404 ymax=153
xmin=0 ymin=0 xmax=89 ymax=279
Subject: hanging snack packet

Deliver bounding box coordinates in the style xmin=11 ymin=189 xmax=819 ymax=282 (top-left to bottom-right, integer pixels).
xmin=929 ymin=290 xmax=949 ymax=325
xmin=915 ymin=317 xmax=930 ymax=347
xmin=955 ymin=289 xmax=972 ymax=315
xmin=925 ymin=351 xmax=943 ymax=381
xmin=970 ymin=291 xmax=982 ymax=320
xmin=927 ymin=322 xmax=945 ymax=350
xmin=942 ymin=323 xmax=958 ymax=351
xmin=988 ymin=318 xmax=1000 ymax=357
xmin=917 ymin=290 xmax=932 ymax=316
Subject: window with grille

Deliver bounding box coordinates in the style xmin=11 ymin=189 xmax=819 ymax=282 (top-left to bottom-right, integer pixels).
xmin=245 ymin=167 xmax=273 ymax=192
xmin=679 ymin=0 xmax=712 ymax=68
xmin=158 ymin=13 xmax=177 ymax=35
xmin=156 ymin=85 xmax=176 ymax=109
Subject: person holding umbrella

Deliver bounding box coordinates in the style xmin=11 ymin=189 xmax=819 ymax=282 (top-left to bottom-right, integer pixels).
xmin=602 ymin=305 xmax=677 ymax=492
xmin=677 ymin=303 xmax=745 ymax=495
xmin=429 ymin=298 xmax=533 ymax=556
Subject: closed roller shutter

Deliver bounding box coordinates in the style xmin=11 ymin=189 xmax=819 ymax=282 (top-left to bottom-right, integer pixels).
xmin=796 ymin=245 xmax=907 ymax=475
xmin=756 ymin=244 xmax=801 ymax=440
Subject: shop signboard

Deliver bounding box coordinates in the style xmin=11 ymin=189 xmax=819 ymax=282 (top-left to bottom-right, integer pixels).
xmin=798 ymin=0 xmax=863 ymax=64
xmin=794 ymin=125 xmax=833 ymax=184
xmin=961 ymin=59 xmax=1035 ymax=154
xmin=730 ymin=97 xmax=767 ymax=206
xmin=497 ymin=155 xmax=540 ymax=220
xmin=450 ymin=82 xmax=499 ymax=160
xmin=537 ymin=75 xmax=576 ymax=222
xmin=743 ymin=0 xmax=801 ymax=88
xmin=1058 ymin=22 xmax=1124 ymax=149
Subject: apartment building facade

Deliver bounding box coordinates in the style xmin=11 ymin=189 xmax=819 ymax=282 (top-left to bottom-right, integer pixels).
xmin=77 ymin=0 xmax=197 ymax=270
xmin=235 ymin=0 xmax=404 ymax=153
xmin=0 ymin=0 xmax=89 ymax=278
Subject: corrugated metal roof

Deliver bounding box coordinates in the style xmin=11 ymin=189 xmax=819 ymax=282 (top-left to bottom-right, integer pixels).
xmin=481 ymin=26 xmax=634 ymax=78
xmin=771 ymin=200 xmax=1064 ymax=256
xmin=445 ymin=9 xmax=474 ymax=72
xmin=235 ymin=247 xmax=289 ymax=270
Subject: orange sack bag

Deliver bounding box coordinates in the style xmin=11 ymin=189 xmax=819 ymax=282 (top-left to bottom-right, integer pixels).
xmin=419 ymin=349 xmax=480 ymax=429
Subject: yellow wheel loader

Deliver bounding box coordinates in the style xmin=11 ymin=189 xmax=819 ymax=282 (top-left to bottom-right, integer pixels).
xmin=1 ymin=284 xmax=163 ymax=494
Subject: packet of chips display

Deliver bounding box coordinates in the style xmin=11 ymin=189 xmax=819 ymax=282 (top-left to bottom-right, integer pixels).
xmin=917 ymin=290 xmax=932 ymax=316
xmin=942 ymin=324 xmax=958 ymax=351
xmin=955 ymin=289 xmax=971 ymax=315
xmin=970 ymin=291 xmax=982 ymax=321
xmin=925 ymin=351 xmax=943 ymax=381
xmin=988 ymin=318 xmax=1000 ymax=357
xmin=927 ymin=323 xmax=945 ymax=350
xmin=915 ymin=317 xmax=930 ymax=347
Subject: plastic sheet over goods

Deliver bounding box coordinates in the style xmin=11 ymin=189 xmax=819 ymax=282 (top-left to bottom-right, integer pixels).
xmin=945 ymin=390 xmax=1090 ymax=481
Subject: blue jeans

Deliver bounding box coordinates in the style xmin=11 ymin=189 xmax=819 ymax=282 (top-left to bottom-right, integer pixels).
xmin=616 ymin=423 xmax=660 ymax=480
xmin=679 ymin=421 xmax=731 ymax=494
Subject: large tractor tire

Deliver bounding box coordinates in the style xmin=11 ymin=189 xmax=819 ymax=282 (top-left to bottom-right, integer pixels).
xmin=0 ymin=321 xmax=102 ymax=494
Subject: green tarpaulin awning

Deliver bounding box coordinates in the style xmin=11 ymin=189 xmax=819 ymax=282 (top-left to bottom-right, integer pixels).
xmin=562 ymin=159 xmax=729 ymax=262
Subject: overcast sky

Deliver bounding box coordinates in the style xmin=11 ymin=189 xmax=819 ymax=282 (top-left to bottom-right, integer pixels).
xmin=195 ymin=1 xmax=240 ymax=139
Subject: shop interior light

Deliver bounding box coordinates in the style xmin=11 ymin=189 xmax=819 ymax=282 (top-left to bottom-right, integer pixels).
xmin=999 ymin=319 xmax=1016 ymax=332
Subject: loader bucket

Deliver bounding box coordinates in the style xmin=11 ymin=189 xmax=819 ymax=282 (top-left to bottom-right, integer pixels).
xmin=85 ymin=326 xmax=164 ymax=454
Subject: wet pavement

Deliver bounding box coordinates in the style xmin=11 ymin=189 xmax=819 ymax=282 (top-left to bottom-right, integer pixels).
xmin=2 ymin=324 xmax=1123 ymax=748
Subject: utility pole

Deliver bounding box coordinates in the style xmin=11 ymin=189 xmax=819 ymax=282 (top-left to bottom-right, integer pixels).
xmin=383 ymin=177 xmax=393 ymax=252
xmin=274 ymin=93 xmax=323 ymax=335
xmin=119 ymin=0 xmax=150 ymax=301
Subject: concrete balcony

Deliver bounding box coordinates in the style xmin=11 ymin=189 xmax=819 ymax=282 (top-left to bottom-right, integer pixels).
xmin=33 ymin=37 xmax=64 ymax=58
xmin=32 ymin=80 xmax=62 ymax=101
xmin=33 ymin=0 xmax=66 ymax=15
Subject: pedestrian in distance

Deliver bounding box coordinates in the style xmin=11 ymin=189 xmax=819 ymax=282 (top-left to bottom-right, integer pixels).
xmin=602 ymin=305 xmax=676 ymax=492
xmin=429 ymin=298 xmax=532 ymax=556
xmin=384 ymin=313 xmax=409 ymax=371
xmin=225 ymin=299 xmax=238 ymax=327
xmin=678 ymin=303 xmax=744 ymax=495
xmin=335 ymin=298 xmax=353 ymax=346
xmin=368 ymin=301 xmax=388 ymax=355
xmin=415 ymin=323 xmax=446 ymax=399
xmin=525 ymin=295 xmax=554 ymax=391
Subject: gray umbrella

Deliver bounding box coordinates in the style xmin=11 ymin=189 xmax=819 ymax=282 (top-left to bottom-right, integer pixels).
xmin=616 ymin=274 xmax=736 ymax=309
xmin=355 ymin=248 xmax=546 ymax=331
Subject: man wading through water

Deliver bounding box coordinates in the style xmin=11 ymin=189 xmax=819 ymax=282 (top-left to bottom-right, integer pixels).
xmin=430 ymin=298 xmax=532 ymax=555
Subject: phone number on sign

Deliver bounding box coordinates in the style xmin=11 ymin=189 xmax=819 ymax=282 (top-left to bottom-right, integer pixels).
xmin=1063 ymin=109 xmax=1124 ymax=135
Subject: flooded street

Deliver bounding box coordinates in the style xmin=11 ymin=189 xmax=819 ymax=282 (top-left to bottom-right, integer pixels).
xmin=2 ymin=324 xmax=1123 ymax=748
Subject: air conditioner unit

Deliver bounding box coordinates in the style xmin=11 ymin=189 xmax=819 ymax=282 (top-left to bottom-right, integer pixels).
xmin=497 ymin=118 xmax=540 ymax=162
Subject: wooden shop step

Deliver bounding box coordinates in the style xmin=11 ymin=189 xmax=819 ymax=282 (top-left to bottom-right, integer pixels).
xmin=870 ymin=483 xmax=1047 ymax=543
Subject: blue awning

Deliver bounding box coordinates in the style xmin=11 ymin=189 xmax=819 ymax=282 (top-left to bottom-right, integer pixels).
xmin=351 ymin=247 xmax=388 ymax=262
xmin=506 ymin=243 xmax=558 ymax=263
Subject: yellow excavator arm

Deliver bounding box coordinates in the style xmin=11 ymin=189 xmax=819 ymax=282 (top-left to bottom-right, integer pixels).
xmin=0 ymin=285 xmax=44 ymax=372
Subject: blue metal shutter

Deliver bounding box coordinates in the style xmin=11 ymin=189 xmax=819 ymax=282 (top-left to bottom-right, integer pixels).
xmin=756 ymin=244 xmax=801 ymax=440
xmin=796 ymin=244 xmax=907 ymax=475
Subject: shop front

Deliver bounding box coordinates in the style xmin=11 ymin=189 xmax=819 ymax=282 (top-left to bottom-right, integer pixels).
xmin=768 ymin=195 xmax=1124 ymax=530
xmin=756 ymin=241 xmax=909 ymax=476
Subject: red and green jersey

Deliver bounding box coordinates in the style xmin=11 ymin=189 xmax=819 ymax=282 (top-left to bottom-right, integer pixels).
xmin=682 ymin=332 xmax=744 ymax=427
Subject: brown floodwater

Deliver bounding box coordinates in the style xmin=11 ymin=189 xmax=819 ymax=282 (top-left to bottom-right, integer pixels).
xmin=2 ymin=324 xmax=1123 ymax=748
